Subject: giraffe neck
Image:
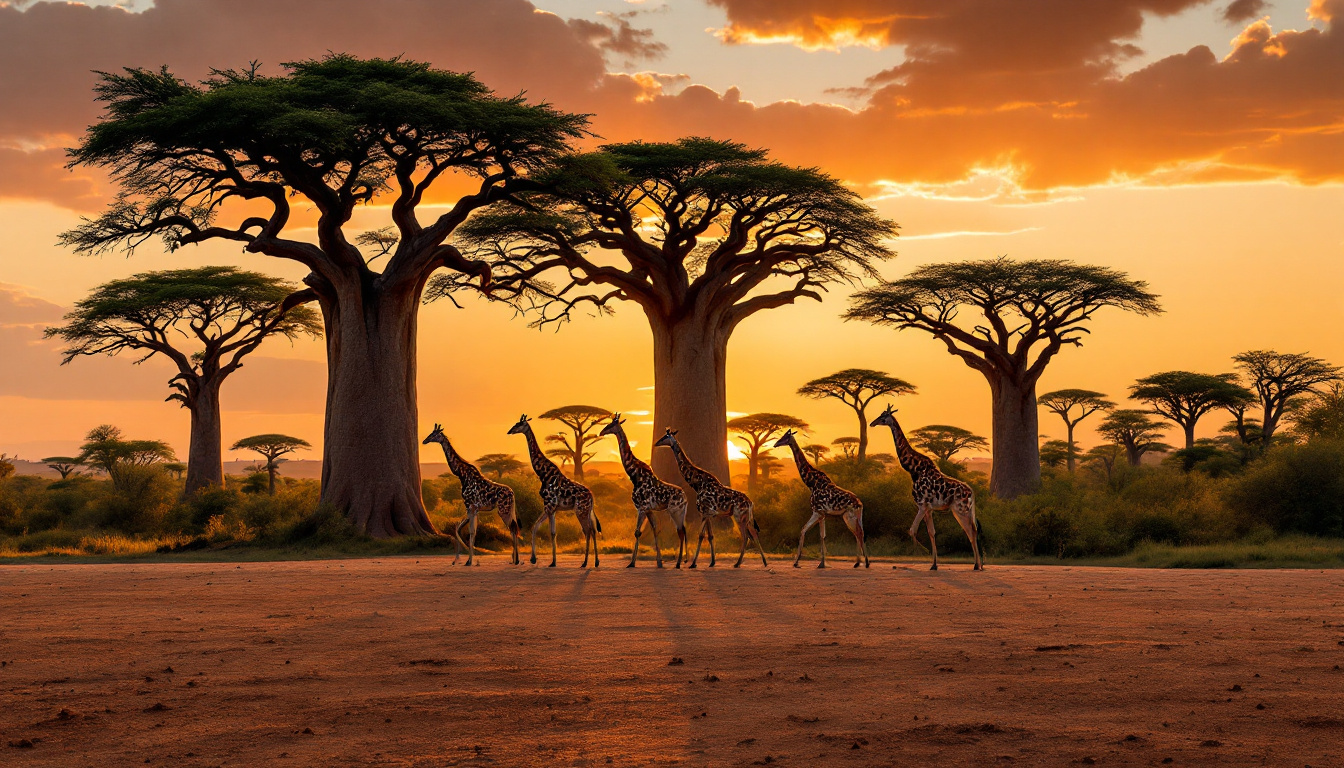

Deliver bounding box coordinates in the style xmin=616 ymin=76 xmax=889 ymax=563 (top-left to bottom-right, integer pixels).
xmin=522 ymin=425 xmax=560 ymax=478
xmin=436 ymin=438 xmax=475 ymax=481
xmin=613 ymin=428 xmax=649 ymax=480
xmin=886 ymin=421 xmax=929 ymax=474
xmin=785 ymin=439 xmax=826 ymax=487
xmin=671 ymin=441 xmax=714 ymax=488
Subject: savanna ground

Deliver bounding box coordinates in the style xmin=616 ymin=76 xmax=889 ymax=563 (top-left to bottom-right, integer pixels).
xmin=3 ymin=556 xmax=1342 ymax=767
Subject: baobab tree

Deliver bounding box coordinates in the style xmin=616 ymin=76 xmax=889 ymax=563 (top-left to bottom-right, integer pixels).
xmin=1096 ymin=409 xmax=1170 ymax=467
xmin=909 ymin=425 xmax=988 ymax=470
xmin=46 ymin=267 xmax=319 ymax=495
xmin=231 ymin=434 xmax=311 ymax=494
xmin=797 ymin=368 xmax=916 ymax=461
xmin=435 ymin=138 xmax=895 ymax=482
xmin=62 ymin=56 xmax=587 ymax=535
xmin=1037 ymin=389 xmax=1114 ymax=472
xmin=42 ymin=457 xmax=83 ymax=480
xmin=729 ymin=413 xmax=810 ymax=494
xmin=1233 ymin=350 xmax=1341 ymax=446
xmin=540 ymin=405 xmax=611 ymax=482
xmin=1129 ymin=371 xmax=1253 ymax=450
xmin=847 ymin=258 xmax=1161 ymax=498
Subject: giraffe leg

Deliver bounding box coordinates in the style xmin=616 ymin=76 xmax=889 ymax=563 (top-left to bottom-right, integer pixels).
xmin=648 ymin=512 xmax=664 ymax=568
xmin=844 ymin=509 xmax=868 ymax=568
xmin=794 ymin=511 xmax=822 ymax=568
xmin=734 ymin=518 xmax=749 ymax=568
xmin=586 ymin=500 xmax=599 ymax=569
xmin=951 ymin=501 xmax=982 ymax=571
xmin=908 ymin=505 xmax=930 ymax=554
xmin=707 ymin=518 xmax=717 ymax=567
xmin=924 ymin=509 xmax=939 ymax=571
xmin=818 ymin=516 xmax=828 ymax=569
xmin=688 ymin=518 xmax=709 ymax=568
xmin=676 ymin=524 xmax=687 ymax=569
xmin=581 ymin=520 xmax=592 ymax=569
xmin=529 ymin=511 xmax=549 ymax=565
xmin=629 ymin=511 xmax=647 ymax=568
xmin=752 ymin=519 xmax=769 ymax=568
xmin=452 ymin=516 xmax=469 ymax=565
xmin=466 ymin=512 xmax=480 ymax=566
xmin=548 ymin=511 xmax=559 ymax=567
xmin=509 ymin=516 xmax=521 ymax=565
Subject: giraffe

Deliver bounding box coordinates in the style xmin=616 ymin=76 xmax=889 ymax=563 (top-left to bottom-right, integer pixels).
xmin=508 ymin=414 xmax=602 ymax=568
xmin=653 ymin=428 xmax=767 ymax=568
xmin=870 ymin=404 xmax=983 ymax=570
xmin=422 ymin=424 xmax=520 ymax=566
xmin=773 ymin=429 xmax=869 ymax=569
xmin=600 ymin=415 xmax=689 ymax=568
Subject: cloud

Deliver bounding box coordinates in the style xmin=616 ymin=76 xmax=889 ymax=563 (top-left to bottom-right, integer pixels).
xmin=567 ymin=10 xmax=668 ymax=66
xmin=1223 ymin=0 xmax=1269 ymax=22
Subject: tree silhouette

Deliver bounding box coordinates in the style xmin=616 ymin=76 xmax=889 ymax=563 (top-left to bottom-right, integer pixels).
xmin=46 ymin=267 xmax=319 ymax=495
xmin=544 ymin=447 xmax=576 ymax=473
xmin=847 ymin=257 xmax=1161 ymax=498
xmin=539 ymin=405 xmax=611 ymax=481
xmin=1037 ymin=389 xmax=1114 ymax=472
xmin=757 ymin=453 xmax=783 ymax=483
xmin=797 ymin=368 xmax=916 ymax=461
xmin=42 ymin=457 xmax=83 ymax=480
xmin=1129 ymin=371 xmax=1253 ymax=450
xmin=230 ymin=434 xmax=311 ymax=494
xmin=1291 ymin=384 xmax=1344 ymax=442
xmin=831 ymin=436 xmax=861 ymax=460
xmin=1082 ymin=444 xmax=1125 ymax=482
xmin=476 ymin=454 xmax=525 ymax=480
xmin=909 ymin=424 xmax=989 ymax=469
xmin=1039 ymin=439 xmax=1072 ymax=469
xmin=76 ymin=424 xmax=176 ymax=492
xmin=162 ymin=462 xmax=187 ymax=480
xmin=62 ymin=56 xmax=587 ymax=535
xmin=0 ymin=454 xmax=14 ymax=481
xmin=1096 ymin=410 xmax=1169 ymax=467
xmin=801 ymin=444 xmax=830 ymax=464
xmin=728 ymin=412 xmax=810 ymax=494
xmin=435 ymin=138 xmax=895 ymax=482
xmin=1233 ymin=350 xmax=1341 ymax=446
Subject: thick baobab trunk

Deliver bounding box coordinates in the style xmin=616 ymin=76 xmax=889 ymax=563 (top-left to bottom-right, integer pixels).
xmin=988 ymin=378 xmax=1042 ymax=499
xmin=184 ymin=381 xmax=224 ymax=496
xmin=319 ymin=282 xmax=435 ymax=537
xmin=651 ymin=315 xmax=731 ymax=486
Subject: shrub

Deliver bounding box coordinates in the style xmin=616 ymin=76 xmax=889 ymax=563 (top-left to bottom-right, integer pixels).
xmin=1226 ymin=440 xmax=1344 ymax=537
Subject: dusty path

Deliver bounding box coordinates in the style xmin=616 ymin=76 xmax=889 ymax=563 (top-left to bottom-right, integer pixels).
xmin=1 ymin=557 xmax=1342 ymax=767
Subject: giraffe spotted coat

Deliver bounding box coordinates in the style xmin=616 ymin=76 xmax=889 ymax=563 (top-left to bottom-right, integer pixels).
xmin=654 ymin=428 xmax=767 ymax=568
xmin=601 ymin=416 xmax=688 ymax=568
xmin=509 ymin=415 xmax=601 ymax=568
xmin=773 ymin=429 xmax=869 ymax=568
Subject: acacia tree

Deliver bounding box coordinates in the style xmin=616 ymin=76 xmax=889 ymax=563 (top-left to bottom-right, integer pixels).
xmin=76 ymin=424 xmax=176 ymax=492
xmin=62 ymin=56 xmax=587 ymax=536
xmin=231 ymin=434 xmax=311 ymax=494
xmin=1129 ymin=371 xmax=1253 ymax=450
xmin=1096 ymin=409 xmax=1169 ymax=467
xmin=1039 ymin=439 xmax=1072 ymax=469
xmin=801 ymin=444 xmax=830 ymax=464
xmin=909 ymin=424 xmax=988 ymax=468
xmin=847 ymin=258 xmax=1161 ymax=498
xmin=1233 ymin=350 xmax=1341 ymax=446
xmin=728 ymin=412 xmax=810 ymax=494
xmin=476 ymin=454 xmax=524 ymax=480
xmin=1037 ymin=389 xmax=1114 ymax=472
xmin=435 ymin=138 xmax=895 ymax=482
xmin=46 ymin=267 xmax=319 ymax=495
xmin=1291 ymin=384 xmax=1344 ymax=442
xmin=42 ymin=457 xmax=83 ymax=480
xmin=831 ymin=436 xmax=861 ymax=459
xmin=1082 ymin=444 xmax=1125 ymax=482
xmin=0 ymin=454 xmax=14 ymax=481
xmin=797 ymin=368 xmax=916 ymax=461
xmin=540 ymin=405 xmax=611 ymax=482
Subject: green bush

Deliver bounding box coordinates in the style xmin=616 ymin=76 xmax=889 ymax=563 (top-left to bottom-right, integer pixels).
xmin=1226 ymin=440 xmax=1344 ymax=537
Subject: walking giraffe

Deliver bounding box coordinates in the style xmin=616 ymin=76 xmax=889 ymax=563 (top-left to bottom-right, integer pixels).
xmin=508 ymin=415 xmax=602 ymax=568
xmin=773 ymin=429 xmax=869 ymax=568
xmin=653 ymin=428 xmax=767 ymax=568
xmin=600 ymin=415 xmax=689 ymax=568
xmin=870 ymin=404 xmax=983 ymax=570
xmin=422 ymin=424 xmax=520 ymax=565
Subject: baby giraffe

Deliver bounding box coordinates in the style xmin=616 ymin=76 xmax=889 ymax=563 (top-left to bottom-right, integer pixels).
xmin=871 ymin=404 xmax=983 ymax=570
xmin=600 ymin=415 xmax=689 ymax=568
xmin=774 ymin=429 xmax=870 ymax=569
xmin=654 ymin=428 xmax=767 ymax=568
xmin=423 ymin=424 xmax=520 ymax=565
xmin=508 ymin=414 xmax=602 ymax=568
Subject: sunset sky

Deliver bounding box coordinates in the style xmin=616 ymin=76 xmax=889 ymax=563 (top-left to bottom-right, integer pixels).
xmin=0 ymin=0 xmax=1340 ymax=469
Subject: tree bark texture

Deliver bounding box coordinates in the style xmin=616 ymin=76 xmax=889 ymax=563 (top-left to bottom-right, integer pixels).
xmin=989 ymin=378 xmax=1042 ymax=499
xmin=183 ymin=380 xmax=223 ymax=496
xmin=650 ymin=316 xmax=731 ymax=487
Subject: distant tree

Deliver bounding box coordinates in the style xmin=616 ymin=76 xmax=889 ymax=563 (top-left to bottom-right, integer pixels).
xmin=435 ymin=138 xmax=896 ymax=483
xmin=1234 ymin=351 xmax=1342 ymax=446
xmin=476 ymin=454 xmax=525 ymax=480
xmin=847 ymin=257 xmax=1161 ymax=498
xmin=1096 ymin=410 xmax=1170 ymax=467
xmin=1082 ymin=444 xmax=1125 ymax=482
xmin=1290 ymin=383 xmax=1344 ymax=443
xmin=1129 ymin=371 xmax=1254 ymax=450
xmin=757 ymin=454 xmax=783 ymax=483
xmin=832 ymin=436 xmax=861 ymax=460
xmin=63 ymin=56 xmax=588 ymax=536
xmin=729 ymin=413 xmax=810 ymax=494
xmin=801 ymin=444 xmax=831 ymax=464
xmin=544 ymin=447 xmax=575 ymax=474
xmin=42 ymin=456 xmax=83 ymax=480
xmin=76 ymin=424 xmax=176 ymax=492
xmin=162 ymin=462 xmax=187 ymax=480
xmin=909 ymin=424 xmax=989 ymax=469
xmin=230 ymin=434 xmax=311 ymax=494
xmin=1039 ymin=439 xmax=1072 ymax=469
xmin=868 ymin=452 xmax=898 ymax=470
xmin=1037 ymin=389 xmax=1114 ymax=472
xmin=540 ymin=406 xmax=611 ymax=481
xmin=0 ymin=454 xmax=15 ymax=481
xmin=46 ymin=267 xmax=319 ymax=495
xmin=797 ymin=368 xmax=916 ymax=461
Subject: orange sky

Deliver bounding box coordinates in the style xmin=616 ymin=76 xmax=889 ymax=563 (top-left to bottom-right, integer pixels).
xmin=0 ymin=0 xmax=1341 ymax=468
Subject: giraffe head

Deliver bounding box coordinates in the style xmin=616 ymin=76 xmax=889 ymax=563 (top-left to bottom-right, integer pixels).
xmin=772 ymin=428 xmax=801 ymax=450
xmin=870 ymin=403 xmax=900 ymax=429
xmin=507 ymin=414 xmax=532 ymax=435
xmin=422 ymin=423 xmax=447 ymax=446
xmin=653 ymin=427 xmax=679 ymax=450
xmin=599 ymin=413 xmax=627 ymax=438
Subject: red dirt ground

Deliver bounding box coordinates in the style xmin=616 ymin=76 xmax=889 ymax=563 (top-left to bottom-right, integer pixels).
xmin=2 ymin=557 xmax=1342 ymax=767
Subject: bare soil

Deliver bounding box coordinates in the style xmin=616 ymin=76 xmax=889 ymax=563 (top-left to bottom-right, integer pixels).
xmin=2 ymin=557 xmax=1342 ymax=767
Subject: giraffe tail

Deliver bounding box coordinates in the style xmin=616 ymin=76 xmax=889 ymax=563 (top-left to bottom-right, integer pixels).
xmin=753 ymin=518 xmax=761 ymax=533
xmin=594 ymin=512 xmax=602 ymax=535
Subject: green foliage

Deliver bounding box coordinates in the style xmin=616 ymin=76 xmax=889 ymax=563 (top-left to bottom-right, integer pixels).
xmin=1291 ymin=384 xmax=1344 ymax=442
xmin=910 ymin=425 xmax=988 ymax=464
xmin=1226 ymin=440 xmax=1344 ymax=537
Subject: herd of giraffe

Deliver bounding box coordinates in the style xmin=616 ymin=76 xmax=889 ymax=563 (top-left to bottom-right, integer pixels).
xmin=422 ymin=404 xmax=983 ymax=571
